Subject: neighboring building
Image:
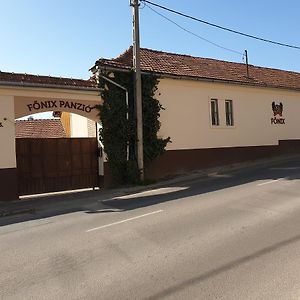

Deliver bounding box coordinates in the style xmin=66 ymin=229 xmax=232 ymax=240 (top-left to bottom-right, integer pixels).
xmin=15 ymin=119 xmax=66 ymax=138
xmin=93 ymin=47 xmax=300 ymax=179
xmin=60 ymin=112 xmax=97 ymax=138
xmin=16 ymin=114 xmax=97 ymax=139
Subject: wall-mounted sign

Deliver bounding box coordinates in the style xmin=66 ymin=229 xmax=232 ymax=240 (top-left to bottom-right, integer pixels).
xmin=271 ymin=101 xmax=285 ymax=124
xmin=26 ymin=100 xmax=96 ymax=114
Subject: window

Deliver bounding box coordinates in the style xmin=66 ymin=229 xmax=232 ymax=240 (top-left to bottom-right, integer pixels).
xmin=210 ymin=99 xmax=219 ymax=126
xmin=225 ymin=100 xmax=234 ymax=126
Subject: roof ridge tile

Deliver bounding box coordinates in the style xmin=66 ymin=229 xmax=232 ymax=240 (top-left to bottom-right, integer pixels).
xmin=94 ymin=46 xmax=300 ymax=91
xmin=0 ymin=71 xmax=97 ymax=89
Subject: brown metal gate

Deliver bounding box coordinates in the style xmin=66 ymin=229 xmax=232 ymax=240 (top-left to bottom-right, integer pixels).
xmin=16 ymin=138 xmax=99 ymax=196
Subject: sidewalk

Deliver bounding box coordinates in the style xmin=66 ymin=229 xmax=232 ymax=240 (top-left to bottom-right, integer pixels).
xmin=1 ymin=153 xmax=299 ymax=218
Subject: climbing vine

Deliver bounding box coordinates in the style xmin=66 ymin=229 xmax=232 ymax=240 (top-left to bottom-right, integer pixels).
xmin=96 ymin=70 xmax=170 ymax=185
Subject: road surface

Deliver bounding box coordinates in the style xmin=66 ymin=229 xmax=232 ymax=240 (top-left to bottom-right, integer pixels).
xmin=1 ymin=158 xmax=300 ymax=299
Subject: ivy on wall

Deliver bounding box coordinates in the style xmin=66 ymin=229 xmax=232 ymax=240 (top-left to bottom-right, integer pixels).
xmin=96 ymin=70 xmax=170 ymax=185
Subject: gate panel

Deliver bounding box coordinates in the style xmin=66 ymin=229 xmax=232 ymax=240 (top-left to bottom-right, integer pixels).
xmin=16 ymin=138 xmax=99 ymax=196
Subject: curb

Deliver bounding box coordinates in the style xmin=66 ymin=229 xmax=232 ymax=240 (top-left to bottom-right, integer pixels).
xmin=0 ymin=207 xmax=35 ymax=218
xmin=1 ymin=153 xmax=300 ymax=217
xmin=101 ymin=153 xmax=300 ymax=202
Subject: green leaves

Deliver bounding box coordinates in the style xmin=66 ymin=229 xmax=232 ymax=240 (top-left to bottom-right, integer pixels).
xmin=97 ymin=70 xmax=170 ymax=185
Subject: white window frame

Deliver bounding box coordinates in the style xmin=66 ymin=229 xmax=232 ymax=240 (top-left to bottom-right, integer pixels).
xmin=210 ymin=98 xmax=219 ymax=126
xmin=225 ymin=99 xmax=234 ymax=126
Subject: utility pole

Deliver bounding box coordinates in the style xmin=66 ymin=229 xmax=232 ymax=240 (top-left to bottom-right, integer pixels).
xmin=131 ymin=0 xmax=144 ymax=181
xmin=245 ymin=50 xmax=249 ymax=78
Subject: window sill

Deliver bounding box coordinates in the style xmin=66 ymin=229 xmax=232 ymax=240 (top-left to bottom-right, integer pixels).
xmin=210 ymin=125 xmax=236 ymax=129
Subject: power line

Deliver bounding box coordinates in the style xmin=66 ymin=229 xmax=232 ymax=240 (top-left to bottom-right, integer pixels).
xmin=141 ymin=0 xmax=300 ymax=50
xmin=145 ymin=3 xmax=244 ymax=56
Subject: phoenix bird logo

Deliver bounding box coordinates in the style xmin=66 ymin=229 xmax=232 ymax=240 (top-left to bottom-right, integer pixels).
xmin=272 ymin=102 xmax=283 ymax=117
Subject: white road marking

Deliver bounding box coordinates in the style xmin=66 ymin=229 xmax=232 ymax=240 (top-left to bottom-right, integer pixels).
xmin=86 ymin=210 xmax=164 ymax=232
xmin=207 ymin=172 xmax=232 ymax=178
xmin=269 ymin=167 xmax=300 ymax=170
xmin=257 ymin=178 xmax=285 ymax=186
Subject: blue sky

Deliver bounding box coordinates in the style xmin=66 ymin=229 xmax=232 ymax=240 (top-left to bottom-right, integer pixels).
xmin=1 ymin=0 xmax=300 ymax=81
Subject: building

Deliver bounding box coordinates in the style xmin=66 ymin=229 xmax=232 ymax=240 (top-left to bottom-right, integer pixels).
xmin=0 ymin=72 xmax=101 ymax=200
xmin=60 ymin=112 xmax=97 ymax=138
xmin=93 ymin=47 xmax=300 ymax=179
xmin=2 ymin=47 xmax=300 ymax=200
xmin=15 ymin=119 xmax=66 ymax=138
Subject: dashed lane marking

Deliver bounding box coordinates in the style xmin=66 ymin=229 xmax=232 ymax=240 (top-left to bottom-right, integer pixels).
xmin=86 ymin=210 xmax=164 ymax=232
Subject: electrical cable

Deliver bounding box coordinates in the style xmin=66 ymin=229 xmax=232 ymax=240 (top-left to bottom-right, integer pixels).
xmin=145 ymin=3 xmax=244 ymax=56
xmin=141 ymin=0 xmax=300 ymax=50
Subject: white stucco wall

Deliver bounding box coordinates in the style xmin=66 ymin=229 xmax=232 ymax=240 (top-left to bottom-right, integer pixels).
xmin=0 ymin=95 xmax=16 ymax=168
xmin=68 ymin=113 xmax=96 ymax=138
xmin=157 ymin=78 xmax=300 ymax=150
xmin=70 ymin=113 xmax=89 ymax=137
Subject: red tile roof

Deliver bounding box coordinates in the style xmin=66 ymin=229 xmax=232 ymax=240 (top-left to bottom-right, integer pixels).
xmin=95 ymin=47 xmax=300 ymax=91
xmin=0 ymin=71 xmax=97 ymax=90
xmin=15 ymin=119 xmax=66 ymax=138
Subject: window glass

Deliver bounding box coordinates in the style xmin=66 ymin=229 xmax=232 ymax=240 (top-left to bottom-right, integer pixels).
xmin=210 ymin=99 xmax=219 ymax=126
xmin=225 ymin=100 xmax=234 ymax=126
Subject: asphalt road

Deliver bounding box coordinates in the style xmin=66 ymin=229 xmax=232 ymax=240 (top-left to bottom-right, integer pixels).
xmin=1 ymin=158 xmax=300 ymax=299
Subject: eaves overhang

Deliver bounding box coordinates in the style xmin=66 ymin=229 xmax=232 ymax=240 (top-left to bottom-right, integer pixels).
xmin=93 ymin=64 xmax=300 ymax=93
xmin=0 ymin=81 xmax=101 ymax=92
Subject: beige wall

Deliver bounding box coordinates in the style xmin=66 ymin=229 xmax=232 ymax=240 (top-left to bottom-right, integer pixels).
xmin=14 ymin=96 xmax=101 ymax=122
xmin=0 ymin=85 xmax=101 ymax=171
xmin=157 ymin=78 xmax=300 ymax=150
xmin=70 ymin=113 xmax=89 ymax=137
xmin=87 ymin=118 xmax=97 ymax=137
xmin=0 ymin=95 xmax=16 ymax=168
xmin=68 ymin=114 xmax=96 ymax=138
xmin=60 ymin=112 xmax=71 ymax=137
xmin=1 ymin=86 xmax=103 ymax=121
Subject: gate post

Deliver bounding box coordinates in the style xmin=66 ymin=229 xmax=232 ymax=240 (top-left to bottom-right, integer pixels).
xmin=0 ymin=95 xmax=18 ymax=201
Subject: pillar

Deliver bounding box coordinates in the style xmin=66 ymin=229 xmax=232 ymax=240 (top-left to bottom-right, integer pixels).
xmin=0 ymin=95 xmax=18 ymax=201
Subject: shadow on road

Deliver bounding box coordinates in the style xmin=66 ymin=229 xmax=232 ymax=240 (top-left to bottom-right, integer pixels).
xmin=90 ymin=161 xmax=300 ymax=212
xmin=1 ymin=157 xmax=300 ymax=227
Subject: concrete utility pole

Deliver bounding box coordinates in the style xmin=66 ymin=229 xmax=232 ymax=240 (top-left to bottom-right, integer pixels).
xmin=131 ymin=0 xmax=144 ymax=181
